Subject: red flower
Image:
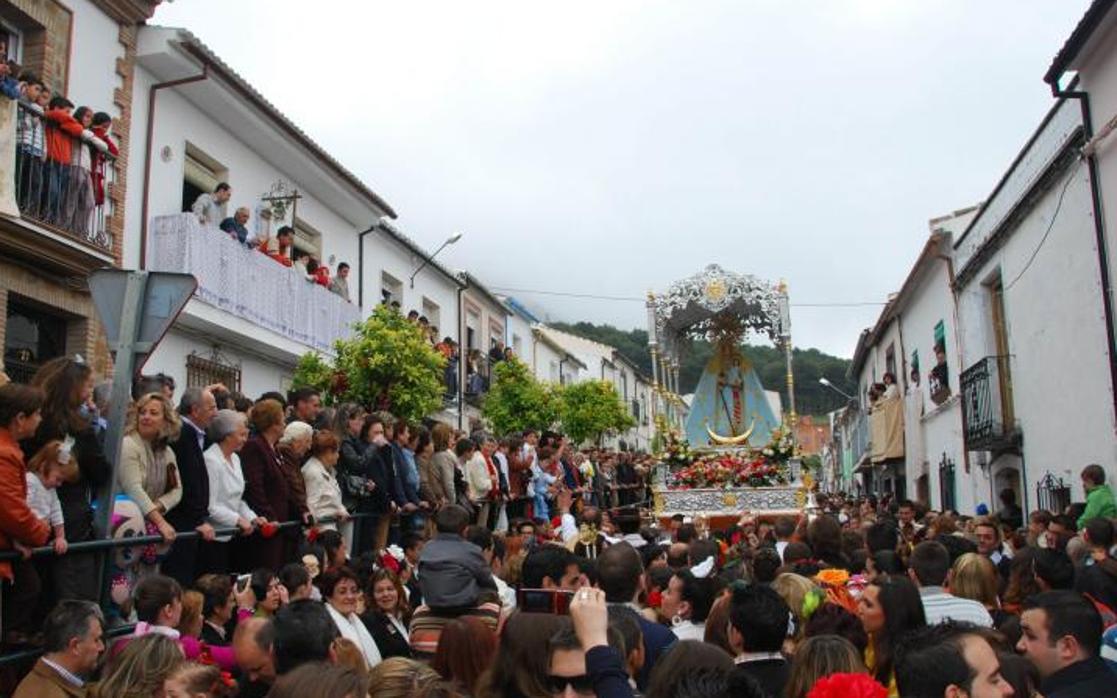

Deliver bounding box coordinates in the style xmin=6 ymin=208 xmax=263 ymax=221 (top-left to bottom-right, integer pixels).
xmin=260 ymin=522 xmax=279 ymax=539
xmin=646 ymin=589 xmax=663 ymax=608
xmin=306 ymin=527 xmax=320 ymax=543
xmin=805 ymin=673 xmax=887 ymax=698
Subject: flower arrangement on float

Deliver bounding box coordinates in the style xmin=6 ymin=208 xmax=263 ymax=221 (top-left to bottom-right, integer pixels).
xmin=665 ymin=426 xmax=797 ymax=489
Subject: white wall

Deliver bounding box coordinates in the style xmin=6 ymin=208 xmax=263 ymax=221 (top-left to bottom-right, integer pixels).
xmin=956 ymin=163 xmax=1117 ymax=502
xmin=147 ymin=328 xmax=293 ymax=401
xmin=363 ymin=229 xmax=460 ymax=333
xmin=506 ymin=312 xmax=535 ymax=371
xmin=67 ymin=0 xmax=125 ymax=120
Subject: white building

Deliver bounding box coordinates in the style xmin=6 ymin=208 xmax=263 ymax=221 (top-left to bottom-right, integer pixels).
xmin=845 ymin=7 xmax=1117 ymax=512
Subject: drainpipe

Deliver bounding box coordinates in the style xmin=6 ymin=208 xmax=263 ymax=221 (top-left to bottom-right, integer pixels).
xmin=1049 ymin=83 xmax=1117 ymax=443
xmin=457 ymin=278 xmax=467 ymax=430
xmin=139 ymin=66 xmax=209 ymax=268
xmin=356 ymin=223 xmax=379 ymax=308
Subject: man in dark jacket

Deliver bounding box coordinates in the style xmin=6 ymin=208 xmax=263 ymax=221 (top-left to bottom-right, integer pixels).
xmin=1017 ymin=590 xmax=1112 ymax=698
xmin=164 ymin=387 xmax=217 ymax=584
xmin=728 ymin=584 xmax=791 ymax=698
xmin=418 ymin=505 xmax=496 ymax=610
xmin=597 ymin=542 xmax=675 ymax=690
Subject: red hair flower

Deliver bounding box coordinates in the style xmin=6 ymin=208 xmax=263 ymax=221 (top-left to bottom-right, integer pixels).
xmin=805 ymin=673 xmax=887 ymax=698
xmin=646 ymin=589 xmax=663 ymax=608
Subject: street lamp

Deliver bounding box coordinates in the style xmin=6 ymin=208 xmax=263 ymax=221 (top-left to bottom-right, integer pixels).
xmin=818 ymin=377 xmax=854 ymax=400
xmin=410 ymin=232 xmax=463 ymax=288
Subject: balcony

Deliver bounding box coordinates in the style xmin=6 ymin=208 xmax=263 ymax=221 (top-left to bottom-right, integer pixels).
xmin=960 ymin=355 xmax=1021 ymax=452
xmin=148 ymin=214 xmax=360 ymax=353
xmin=2 ymin=101 xmax=115 ymax=256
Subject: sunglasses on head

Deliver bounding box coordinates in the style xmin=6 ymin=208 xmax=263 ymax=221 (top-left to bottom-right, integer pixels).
xmin=544 ymin=674 xmax=594 ymax=695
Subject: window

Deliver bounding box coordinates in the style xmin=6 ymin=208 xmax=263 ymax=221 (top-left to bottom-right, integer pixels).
xmin=885 ymin=344 xmax=896 ymax=382
xmin=421 ymin=297 xmax=441 ymax=329
xmin=465 ymin=310 xmax=480 ymax=350
xmin=186 ymin=353 xmax=242 ymax=394
xmin=381 ymin=271 xmax=403 ymax=306
xmin=930 ymin=321 xmax=951 ymax=405
xmin=512 ymin=333 xmax=523 ymax=358
xmin=181 ymin=144 xmax=227 ymax=213
xmin=1 ymin=20 xmax=22 ymax=63
xmin=4 ymin=298 xmax=67 ymax=384
xmin=910 ymin=350 xmax=920 ymax=388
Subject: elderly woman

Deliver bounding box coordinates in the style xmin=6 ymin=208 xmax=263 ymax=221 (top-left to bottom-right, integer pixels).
xmin=201 ymin=409 xmax=267 ymax=574
xmin=240 ymin=399 xmax=300 ymax=571
xmin=119 ymin=392 xmax=182 ymax=544
xmin=302 ymin=430 xmax=350 ymax=539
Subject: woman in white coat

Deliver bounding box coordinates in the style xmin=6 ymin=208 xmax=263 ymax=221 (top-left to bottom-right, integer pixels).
xmin=202 ymin=409 xmax=267 ymax=573
xmin=302 ymin=431 xmax=351 ymax=543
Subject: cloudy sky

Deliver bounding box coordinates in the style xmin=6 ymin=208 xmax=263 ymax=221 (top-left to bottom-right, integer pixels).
xmin=153 ymin=0 xmax=1089 ymax=357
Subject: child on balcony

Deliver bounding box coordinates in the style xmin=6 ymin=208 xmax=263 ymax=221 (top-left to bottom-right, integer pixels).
xmin=43 ymin=96 xmax=84 ymax=227
xmin=15 ymin=72 xmax=45 ymax=216
xmin=64 ymin=106 xmax=107 ymax=238
xmin=90 ymin=112 xmax=118 ymax=209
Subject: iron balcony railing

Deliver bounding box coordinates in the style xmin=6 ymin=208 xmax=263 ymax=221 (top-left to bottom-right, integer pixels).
xmin=960 ymin=355 xmax=1020 ymax=452
xmin=11 ymin=101 xmax=116 ymax=251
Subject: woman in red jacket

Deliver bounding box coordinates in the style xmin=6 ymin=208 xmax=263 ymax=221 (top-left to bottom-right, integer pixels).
xmin=238 ymin=399 xmax=304 ymax=571
xmin=0 ymin=383 xmax=52 ymax=641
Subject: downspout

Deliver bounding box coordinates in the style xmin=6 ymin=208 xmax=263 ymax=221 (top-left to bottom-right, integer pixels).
xmin=356 ymin=224 xmax=379 ymax=308
xmin=457 ymin=278 xmax=467 ymax=430
xmin=139 ymin=66 xmax=209 ymax=269
xmin=1049 ymin=81 xmax=1117 ymax=445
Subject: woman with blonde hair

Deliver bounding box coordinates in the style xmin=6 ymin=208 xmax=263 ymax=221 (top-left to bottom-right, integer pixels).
xmin=785 ymin=635 xmax=870 ymax=698
xmin=91 ymin=633 xmax=184 ymax=698
xmin=772 ymin=572 xmax=818 ymax=653
xmin=176 ymin=589 xmax=205 ymax=638
xmin=949 ymin=552 xmax=1010 ymax=627
xmin=119 ymin=392 xmax=182 ymax=543
xmin=368 ymin=657 xmax=444 ymax=698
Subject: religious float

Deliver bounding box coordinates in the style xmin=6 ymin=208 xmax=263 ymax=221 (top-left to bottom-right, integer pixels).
xmin=644 ymin=265 xmax=816 ymax=522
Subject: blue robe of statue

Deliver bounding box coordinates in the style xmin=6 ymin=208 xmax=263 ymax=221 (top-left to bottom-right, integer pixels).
xmin=685 ymin=348 xmax=780 ymax=446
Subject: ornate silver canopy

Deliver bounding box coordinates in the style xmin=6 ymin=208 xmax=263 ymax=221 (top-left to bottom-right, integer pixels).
xmin=651 ymin=264 xmax=787 ymax=348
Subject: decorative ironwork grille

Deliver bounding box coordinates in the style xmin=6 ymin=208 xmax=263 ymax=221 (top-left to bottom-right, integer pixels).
xmin=1036 ymin=472 xmax=1070 ymax=515
xmin=939 ymin=453 xmax=956 ymax=512
xmin=186 ymin=353 xmax=241 ymax=394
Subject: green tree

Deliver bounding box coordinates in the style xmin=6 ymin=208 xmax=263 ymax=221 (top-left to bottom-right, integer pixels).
xmin=291 ymin=351 xmax=333 ymax=398
xmin=291 ymin=305 xmax=446 ymax=422
xmin=558 ymin=380 xmax=636 ymax=446
xmin=483 ymin=358 xmax=560 ymax=435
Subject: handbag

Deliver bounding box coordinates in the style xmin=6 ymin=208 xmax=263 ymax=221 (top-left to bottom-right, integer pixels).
xmin=342 ymin=473 xmax=374 ymax=500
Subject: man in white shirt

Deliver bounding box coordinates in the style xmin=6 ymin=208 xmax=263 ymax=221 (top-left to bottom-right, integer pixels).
xmin=910 ymin=540 xmax=993 ymax=627
xmin=191 ymin=182 xmax=231 ymax=226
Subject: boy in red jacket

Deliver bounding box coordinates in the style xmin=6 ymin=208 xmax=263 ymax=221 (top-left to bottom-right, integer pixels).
xmin=43 ymin=96 xmax=83 ymax=227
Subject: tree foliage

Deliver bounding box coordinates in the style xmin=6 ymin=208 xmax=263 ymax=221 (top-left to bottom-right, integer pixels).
xmin=550 ymin=321 xmax=856 ymax=417
xmin=483 ymin=358 xmax=560 ymax=435
xmin=291 ymin=305 xmax=446 ymax=422
xmin=559 ymin=379 xmax=636 ymax=446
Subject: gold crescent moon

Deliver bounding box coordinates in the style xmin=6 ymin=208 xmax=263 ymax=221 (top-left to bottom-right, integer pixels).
xmin=706 ymin=417 xmax=757 ymax=446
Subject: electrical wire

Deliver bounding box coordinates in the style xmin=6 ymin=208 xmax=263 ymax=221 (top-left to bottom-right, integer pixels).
xmin=488 ymin=286 xmax=886 ymax=308
xmin=1003 ymin=158 xmax=1082 ymax=292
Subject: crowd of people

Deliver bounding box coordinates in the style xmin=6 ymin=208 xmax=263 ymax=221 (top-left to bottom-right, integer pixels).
xmin=2 ymin=355 xmax=1117 ymax=698
xmin=3 ymin=42 xmax=118 ymax=243
xmin=189 ymin=183 xmax=353 ymax=303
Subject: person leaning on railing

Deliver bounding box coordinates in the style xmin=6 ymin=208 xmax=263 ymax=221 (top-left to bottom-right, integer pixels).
xmin=118 ymin=392 xmax=183 ymax=545
xmin=202 ymin=409 xmax=268 ymax=575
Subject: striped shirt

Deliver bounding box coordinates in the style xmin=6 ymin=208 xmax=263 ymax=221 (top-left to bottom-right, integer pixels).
xmin=919 ymin=587 xmax=994 ymax=627
xmin=408 ymin=599 xmax=501 ymax=660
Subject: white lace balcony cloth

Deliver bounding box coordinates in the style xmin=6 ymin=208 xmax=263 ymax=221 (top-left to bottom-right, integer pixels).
xmin=150 ymin=213 xmax=359 ymax=353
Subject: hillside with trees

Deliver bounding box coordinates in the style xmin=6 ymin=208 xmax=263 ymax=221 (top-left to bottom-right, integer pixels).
xmin=550 ymin=321 xmax=856 ymax=417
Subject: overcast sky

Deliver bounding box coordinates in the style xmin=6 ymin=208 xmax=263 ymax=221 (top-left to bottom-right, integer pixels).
xmin=153 ymin=0 xmax=1089 ymax=358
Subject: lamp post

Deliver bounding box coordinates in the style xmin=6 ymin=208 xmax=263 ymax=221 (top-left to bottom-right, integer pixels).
xmin=410 ymin=232 xmax=463 ymax=288
xmin=818 ymin=377 xmax=854 ymax=401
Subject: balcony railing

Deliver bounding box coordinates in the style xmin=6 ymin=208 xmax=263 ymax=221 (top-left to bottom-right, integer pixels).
xmin=149 ymin=214 xmax=360 ymax=353
xmin=960 ymin=355 xmax=1020 ymax=452
xmin=7 ymin=101 xmax=115 ymax=251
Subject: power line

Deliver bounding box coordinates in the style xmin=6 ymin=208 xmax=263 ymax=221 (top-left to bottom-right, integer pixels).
xmin=1003 ymin=158 xmax=1081 ymax=292
xmin=488 ymin=285 xmax=887 ymax=308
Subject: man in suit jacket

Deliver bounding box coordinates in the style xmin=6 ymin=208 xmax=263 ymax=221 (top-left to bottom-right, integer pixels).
xmin=598 ymin=542 xmax=675 ymax=690
xmin=14 ymin=600 xmax=104 ymax=698
xmin=163 ymin=387 xmax=217 ymax=585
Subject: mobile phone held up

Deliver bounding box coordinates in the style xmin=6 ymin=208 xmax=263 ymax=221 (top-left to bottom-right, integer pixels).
xmin=516 ymin=588 xmax=575 ymax=615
